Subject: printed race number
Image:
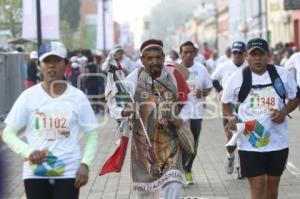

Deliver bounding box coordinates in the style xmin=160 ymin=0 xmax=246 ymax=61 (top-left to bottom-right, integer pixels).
xmin=256 ymin=97 xmax=276 ymax=107
xmin=249 ymin=87 xmax=279 ymax=113
xmin=42 ymin=117 xmax=67 ymax=129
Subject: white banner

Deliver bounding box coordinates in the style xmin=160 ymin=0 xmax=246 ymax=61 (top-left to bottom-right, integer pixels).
xmin=120 ymin=23 xmax=130 ymax=46
xmin=97 ymin=0 xmax=114 ymax=51
xmin=22 ymin=0 xmax=60 ymax=40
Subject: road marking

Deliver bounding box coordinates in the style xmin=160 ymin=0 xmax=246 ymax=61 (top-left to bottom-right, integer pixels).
xmin=287 ymin=162 xmax=300 ymax=176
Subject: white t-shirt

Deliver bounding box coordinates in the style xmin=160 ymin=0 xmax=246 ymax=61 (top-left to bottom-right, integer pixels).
xmin=194 ymin=53 xmax=206 ymax=65
xmin=222 ymin=66 xmax=297 ymax=152
xmin=121 ymin=55 xmax=136 ymax=75
xmin=185 ymin=63 xmax=212 ymax=119
xmin=211 ymin=60 xmax=247 ymax=87
xmin=285 ymin=52 xmax=300 ymax=87
xmin=216 ymin=55 xmax=231 ymax=66
xmin=205 ymin=58 xmax=217 ymax=72
xmin=5 ymin=83 xmax=98 ymax=179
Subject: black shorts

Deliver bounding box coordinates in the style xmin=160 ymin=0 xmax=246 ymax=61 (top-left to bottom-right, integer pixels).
xmin=239 ymin=148 xmax=289 ymax=178
xmin=24 ymin=178 xmax=79 ymax=199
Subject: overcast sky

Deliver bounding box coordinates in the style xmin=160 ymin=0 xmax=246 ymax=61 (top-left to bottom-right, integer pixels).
xmin=112 ymin=0 xmax=160 ymax=47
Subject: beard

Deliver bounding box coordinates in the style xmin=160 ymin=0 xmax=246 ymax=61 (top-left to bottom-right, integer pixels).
xmin=148 ymin=65 xmax=162 ymax=78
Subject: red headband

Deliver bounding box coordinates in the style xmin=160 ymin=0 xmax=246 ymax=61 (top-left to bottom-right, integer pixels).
xmin=140 ymin=39 xmax=163 ymax=54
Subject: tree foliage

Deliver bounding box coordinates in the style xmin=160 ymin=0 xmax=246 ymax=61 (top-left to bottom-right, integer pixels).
xmin=60 ymin=0 xmax=80 ymax=33
xmin=0 ymin=0 xmax=22 ymax=38
xmin=0 ymin=0 xmax=82 ymax=53
xmin=60 ymin=20 xmax=73 ymax=50
xmin=59 ymin=0 xmax=80 ymax=50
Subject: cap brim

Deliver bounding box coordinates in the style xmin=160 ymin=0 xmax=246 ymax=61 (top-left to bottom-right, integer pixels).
xmin=39 ymin=52 xmax=66 ymax=62
xmin=247 ymin=46 xmax=267 ymax=53
xmin=232 ymin=48 xmax=244 ymax=53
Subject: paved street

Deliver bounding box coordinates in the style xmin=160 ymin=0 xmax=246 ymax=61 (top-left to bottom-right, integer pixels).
xmin=1 ymin=102 xmax=300 ymax=199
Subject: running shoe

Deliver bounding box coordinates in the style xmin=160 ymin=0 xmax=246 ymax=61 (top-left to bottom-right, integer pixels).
xmin=225 ymin=156 xmax=235 ymax=174
xmin=185 ymin=171 xmax=194 ymax=185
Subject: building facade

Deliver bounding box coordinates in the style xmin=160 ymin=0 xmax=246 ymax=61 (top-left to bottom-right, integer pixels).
xmin=80 ymin=0 xmax=98 ymax=49
xmin=292 ymin=10 xmax=300 ymax=48
xmin=268 ymin=0 xmax=294 ymax=47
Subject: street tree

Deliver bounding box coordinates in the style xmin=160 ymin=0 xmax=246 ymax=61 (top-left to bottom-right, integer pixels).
xmin=60 ymin=20 xmax=81 ymax=50
xmin=60 ymin=0 xmax=80 ymax=32
xmin=0 ymin=0 xmax=22 ymax=38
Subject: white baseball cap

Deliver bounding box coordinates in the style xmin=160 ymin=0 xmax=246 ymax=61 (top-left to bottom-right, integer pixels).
xmin=30 ymin=51 xmax=38 ymax=59
xmin=38 ymin=41 xmax=67 ymax=62
xmin=70 ymin=56 xmax=78 ymax=63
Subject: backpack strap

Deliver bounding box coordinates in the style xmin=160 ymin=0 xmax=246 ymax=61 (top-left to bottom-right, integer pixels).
xmin=238 ymin=66 xmax=252 ymax=103
xmin=238 ymin=65 xmax=292 ymax=118
xmin=267 ymin=64 xmax=292 ymax=118
xmin=238 ymin=65 xmax=287 ymax=102
xmin=266 ymin=64 xmax=286 ymax=100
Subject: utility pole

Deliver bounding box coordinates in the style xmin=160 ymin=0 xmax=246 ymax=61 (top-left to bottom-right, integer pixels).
xmin=265 ymin=0 xmax=269 ymax=41
xmin=242 ymin=0 xmax=248 ymax=41
xmin=102 ymin=0 xmax=106 ymax=53
xmin=215 ymin=0 xmax=219 ymax=51
xmin=36 ymin=0 xmax=42 ymax=50
xmin=258 ymin=0 xmax=263 ymax=38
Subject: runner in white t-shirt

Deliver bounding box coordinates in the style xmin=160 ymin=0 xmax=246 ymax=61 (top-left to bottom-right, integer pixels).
xmin=285 ymin=52 xmax=300 ymax=107
xmin=212 ymin=42 xmax=247 ymax=90
xmin=222 ymin=38 xmax=300 ymax=199
xmin=179 ymin=41 xmax=212 ymax=185
xmin=216 ymin=47 xmax=231 ymax=67
xmin=2 ymin=42 xmax=99 ymax=199
xmin=211 ymin=41 xmax=247 ymax=176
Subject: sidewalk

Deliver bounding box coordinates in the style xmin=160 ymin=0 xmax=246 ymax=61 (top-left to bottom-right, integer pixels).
xmin=1 ymin=108 xmax=300 ymax=198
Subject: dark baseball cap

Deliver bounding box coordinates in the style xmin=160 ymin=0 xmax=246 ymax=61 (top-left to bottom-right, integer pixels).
xmin=246 ymin=38 xmax=269 ymax=53
xmin=231 ymin=41 xmax=246 ymax=53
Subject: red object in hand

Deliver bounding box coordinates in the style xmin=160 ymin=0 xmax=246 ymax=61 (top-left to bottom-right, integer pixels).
xmin=28 ymin=149 xmax=48 ymax=164
xmin=99 ymin=136 xmax=129 ymax=176
xmin=40 ymin=149 xmax=48 ymax=159
xmin=245 ymin=120 xmax=256 ymax=132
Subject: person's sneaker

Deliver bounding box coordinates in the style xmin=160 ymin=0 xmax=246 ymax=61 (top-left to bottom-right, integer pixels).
xmin=225 ymin=156 xmax=235 ymax=174
xmin=185 ymin=171 xmax=194 ymax=185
